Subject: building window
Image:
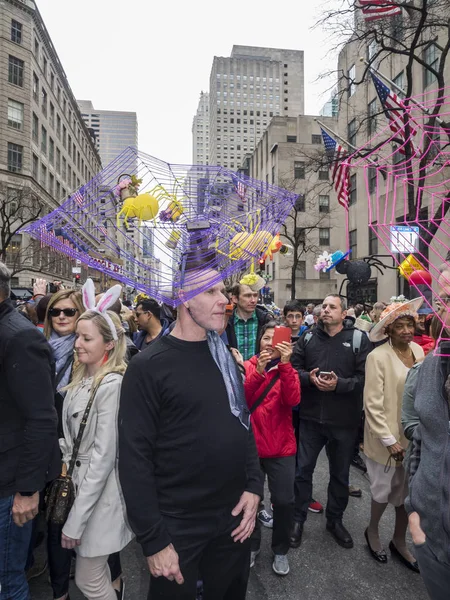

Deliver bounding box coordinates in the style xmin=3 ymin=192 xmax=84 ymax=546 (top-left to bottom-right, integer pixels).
xmin=7 ymin=143 xmax=23 ymax=172
xmin=62 ymin=125 xmax=66 ymax=149
xmin=294 ymin=161 xmax=305 ymax=179
xmin=41 ymin=126 xmax=47 ymax=154
xmin=348 ymin=119 xmax=357 ymax=147
xmin=49 ymin=173 xmax=54 ymax=196
xmin=40 ymin=163 xmax=47 ymax=188
xmin=319 ymin=269 xmax=331 ymax=280
xmin=33 ymin=73 xmax=39 ymax=101
xmin=295 ymin=227 xmax=306 ymax=242
xmin=49 ymin=138 xmax=55 ymax=164
xmin=32 ymin=154 xmax=38 ymax=179
xmin=349 ymin=229 xmax=357 ymax=258
xmin=424 ymin=43 xmax=440 ymax=88
xmin=41 ymin=88 xmax=47 ymax=116
xmin=295 ymin=195 xmax=305 ymax=212
xmin=272 ymin=165 xmax=275 ymax=184
xmin=42 ymin=55 xmax=47 ymax=78
xmin=367 ymin=39 xmax=377 ymax=61
xmin=7 ymin=99 xmax=24 ymax=130
xmin=368 ymin=167 xmax=377 ymax=194
xmin=369 ymin=224 xmax=378 ymax=255
xmin=319 ymin=194 xmax=330 ymax=213
xmin=348 ymin=64 xmax=356 ymax=97
xmin=287 ymin=135 xmax=297 ymax=143
xmin=367 ymin=99 xmax=377 ymax=137
xmin=393 ymin=71 xmax=404 ymax=94
xmin=312 ymin=134 xmax=322 ymax=145
xmin=11 ymin=20 xmax=22 ymax=44
xmin=62 ymin=157 xmax=67 ymax=180
xmin=56 ymin=148 xmax=61 ymax=173
xmin=50 ymin=102 xmax=55 ymax=127
xmin=349 ymin=173 xmax=357 ymax=205
xmin=319 ymin=228 xmax=330 ymax=246
xmin=296 ymin=261 xmax=306 ymax=279
xmin=8 ymin=56 xmax=24 ymax=87
xmin=319 ymin=165 xmax=329 ymax=180
xmin=56 ymin=114 xmax=61 ymax=138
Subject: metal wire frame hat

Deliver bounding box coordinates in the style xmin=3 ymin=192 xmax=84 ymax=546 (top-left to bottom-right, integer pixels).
xmin=20 ymin=147 xmax=298 ymax=307
xmin=343 ymin=84 xmax=450 ymax=352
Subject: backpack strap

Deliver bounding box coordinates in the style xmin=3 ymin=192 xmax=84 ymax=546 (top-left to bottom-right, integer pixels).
xmin=352 ymin=329 xmax=362 ymax=355
xmin=304 ymin=331 xmax=313 ymax=345
xmin=250 ymin=373 xmax=280 ymax=414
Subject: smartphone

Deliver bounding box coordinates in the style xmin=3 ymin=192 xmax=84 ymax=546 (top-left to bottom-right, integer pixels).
xmin=272 ymin=326 xmax=292 ymax=347
xmin=318 ymin=371 xmax=332 ymax=379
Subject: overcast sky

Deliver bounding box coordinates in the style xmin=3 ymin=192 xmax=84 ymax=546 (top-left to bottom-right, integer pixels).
xmin=36 ymin=0 xmax=338 ymax=166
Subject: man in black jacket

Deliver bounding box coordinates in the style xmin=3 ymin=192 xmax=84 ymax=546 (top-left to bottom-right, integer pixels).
xmin=290 ymin=295 xmax=371 ymax=550
xmin=225 ymin=283 xmax=272 ymax=359
xmin=119 ymin=253 xmax=263 ymax=600
xmin=0 ymin=262 xmax=59 ymax=600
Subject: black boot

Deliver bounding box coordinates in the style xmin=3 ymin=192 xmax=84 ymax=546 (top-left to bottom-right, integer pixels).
xmin=326 ymin=521 xmax=353 ymax=549
xmin=289 ymin=521 xmax=303 ymax=548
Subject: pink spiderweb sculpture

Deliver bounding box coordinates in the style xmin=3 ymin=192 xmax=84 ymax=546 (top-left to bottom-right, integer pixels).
xmin=348 ymin=84 xmax=450 ymax=351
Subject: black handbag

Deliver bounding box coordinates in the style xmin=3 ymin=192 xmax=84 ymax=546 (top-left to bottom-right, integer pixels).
xmin=45 ymin=376 xmax=105 ymax=525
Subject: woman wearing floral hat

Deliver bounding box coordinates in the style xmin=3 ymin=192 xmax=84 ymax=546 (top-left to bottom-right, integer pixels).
xmin=363 ymin=296 xmax=424 ymax=571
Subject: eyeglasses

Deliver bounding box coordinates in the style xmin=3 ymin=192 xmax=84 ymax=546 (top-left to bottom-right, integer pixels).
xmin=48 ymin=308 xmax=78 ymax=318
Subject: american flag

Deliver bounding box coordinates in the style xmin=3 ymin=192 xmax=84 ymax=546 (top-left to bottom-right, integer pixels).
xmin=320 ymin=128 xmax=350 ymax=211
xmin=72 ymin=190 xmax=84 ymax=207
xmin=360 ymin=0 xmax=401 ymax=21
xmin=98 ymin=223 xmax=108 ymax=237
xmin=231 ymin=173 xmax=246 ymax=201
xmin=370 ymin=72 xmax=418 ymax=154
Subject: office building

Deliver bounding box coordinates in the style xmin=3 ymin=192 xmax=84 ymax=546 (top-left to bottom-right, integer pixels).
xmin=208 ymin=45 xmax=304 ymax=169
xmin=192 ymin=91 xmax=209 ymax=165
xmin=0 ymin=0 xmax=102 ymax=290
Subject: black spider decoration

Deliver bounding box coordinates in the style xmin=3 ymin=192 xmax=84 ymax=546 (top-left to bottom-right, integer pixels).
xmin=336 ymin=256 xmax=398 ymax=296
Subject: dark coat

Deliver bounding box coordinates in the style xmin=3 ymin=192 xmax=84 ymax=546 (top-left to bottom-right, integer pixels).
xmin=291 ymin=321 xmax=372 ymax=429
xmin=225 ymin=307 xmax=272 ymax=354
xmin=0 ymin=298 xmax=59 ymax=497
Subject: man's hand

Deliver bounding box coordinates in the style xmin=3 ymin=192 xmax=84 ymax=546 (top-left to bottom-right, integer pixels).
xmin=12 ymin=492 xmax=39 ymax=527
xmin=409 ymin=511 xmax=426 ymax=546
xmin=387 ymin=442 xmax=405 ymax=461
xmin=276 ymin=341 xmax=292 ymax=364
xmin=256 ymin=350 xmax=272 ymax=374
xmin=33 ymin=278 xmax=47 ymax=298
xmin=231 ymin=491 xmax=259 ymax=543
xmin=316 ymin=371 xmax=338 ymax=392
xmin=61 ymin=532 xmax=81 ymax=550
xmin=147 ymin=544 xmax=184 ymax=584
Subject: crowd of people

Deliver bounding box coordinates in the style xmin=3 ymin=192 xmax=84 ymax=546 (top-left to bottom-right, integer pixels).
xmin=1 ymin=253 xmax=449 ymax=600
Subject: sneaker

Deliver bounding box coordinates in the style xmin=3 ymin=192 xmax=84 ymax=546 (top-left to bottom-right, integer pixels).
xmin=250 ymin=549 xmax=260 ymax=568
xmin=351 ymin=453 xmax=367 ymax=473
xmin=258 ymin=509 xmax=273 ymax=528
xmin=272 ymin=554 xmax=290 ymax=576
xmin=349 ymin=484 xmax=362 ymax=498
xmin=308 ymin=499 xmax=324 ymax=513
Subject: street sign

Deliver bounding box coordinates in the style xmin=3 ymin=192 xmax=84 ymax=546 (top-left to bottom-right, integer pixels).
xmin=72 ymin=267 xmax=81 ymax=274
xmin=390 ymin=226 xmax=419 ymax=254
xmin=398 ymin=254 xmax=424 ymax=280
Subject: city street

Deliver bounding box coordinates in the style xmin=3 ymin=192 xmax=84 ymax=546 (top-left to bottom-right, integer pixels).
xmin=29 ymin=451 xmax=428 ymax=600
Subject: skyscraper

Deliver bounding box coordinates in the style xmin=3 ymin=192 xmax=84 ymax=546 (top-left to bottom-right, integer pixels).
xmin=208 ymin=45 xmax=304 ymax=169
xmin=192 ymin=91 xmax=209 ymax=165
xmin=77 ymin=100 xmax=138 ymax=166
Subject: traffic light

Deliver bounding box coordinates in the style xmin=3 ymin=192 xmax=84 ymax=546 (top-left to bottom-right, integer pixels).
xmin=75 ymin=274 xmax=81 ymax=282
xmin=258 ymin=256 xmax=265 ymax=271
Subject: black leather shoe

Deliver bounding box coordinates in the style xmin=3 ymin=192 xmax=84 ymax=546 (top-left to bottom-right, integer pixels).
xmin=351 ymin=453 xmax=367 ymax=473
xmin=389 ymin=541 xmax=420 ymax=573
xmin=364 ymin=528 xmax=388 ymax=563
xmin=326 ymin=521 xmax=354 ymax=548
xmin=289 ymin=521 xmax=303 ymax=548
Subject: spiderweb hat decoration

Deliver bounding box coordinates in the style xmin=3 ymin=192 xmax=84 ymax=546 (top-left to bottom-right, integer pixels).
xmin=21 ymin=147 xmax=298 ymax=307
xmin=347 ymin=82 xmax=450 ymax=353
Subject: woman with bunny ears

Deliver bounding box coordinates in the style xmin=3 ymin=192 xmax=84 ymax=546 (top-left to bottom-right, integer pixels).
xmin=58 ymin=280 xmax=133 ymax=600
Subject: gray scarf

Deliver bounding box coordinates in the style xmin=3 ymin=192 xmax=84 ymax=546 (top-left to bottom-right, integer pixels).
xmin=49 ymin=331 xmax=76 ymax=391
xmin=207 ymin=331 xmax=250 ymax=429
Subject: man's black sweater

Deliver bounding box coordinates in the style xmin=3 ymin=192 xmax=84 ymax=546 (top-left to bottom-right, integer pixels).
xmin=118 ymin=335 xmax=263 ymax=557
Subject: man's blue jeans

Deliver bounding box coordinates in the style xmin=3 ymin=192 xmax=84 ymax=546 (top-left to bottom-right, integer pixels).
xmin=0 ymin=495 xmax=32 ymax=600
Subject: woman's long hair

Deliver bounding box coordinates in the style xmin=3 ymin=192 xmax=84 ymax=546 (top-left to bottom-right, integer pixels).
xmin=44 ymin=289 xmax=84 ymax=339
xmin=68 ymin=310 xmax=127 ymax=389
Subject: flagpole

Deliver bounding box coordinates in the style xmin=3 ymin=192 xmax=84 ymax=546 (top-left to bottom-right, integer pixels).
xmin=359 ymin=57 xmax=444 ymax=126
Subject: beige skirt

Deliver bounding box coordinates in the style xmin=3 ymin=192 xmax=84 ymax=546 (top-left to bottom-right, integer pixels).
xmin=366 ymin=457 xmax=408 ymax=506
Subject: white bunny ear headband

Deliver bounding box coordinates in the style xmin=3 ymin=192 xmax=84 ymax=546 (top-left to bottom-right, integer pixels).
xmin=81 ymin=278 xmax=122 ymax=341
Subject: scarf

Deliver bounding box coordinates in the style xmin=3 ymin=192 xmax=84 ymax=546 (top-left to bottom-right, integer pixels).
xmin=207 ymin=330 xmax=250 ymax=430
xmin=49 ymin=331 xmax=76 ymax=391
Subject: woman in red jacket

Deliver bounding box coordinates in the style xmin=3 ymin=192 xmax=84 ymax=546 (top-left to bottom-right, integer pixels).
xmin=244 ymin=322 xmax=300 ymax=576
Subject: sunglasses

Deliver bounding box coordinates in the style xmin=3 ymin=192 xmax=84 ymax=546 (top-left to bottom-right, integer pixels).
xmin=48 ymin=308 xmax=78 ymax=318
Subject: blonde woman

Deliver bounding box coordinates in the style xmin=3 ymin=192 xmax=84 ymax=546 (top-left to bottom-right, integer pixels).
xmin=60 ymin=280 xmax=133 ymax=600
